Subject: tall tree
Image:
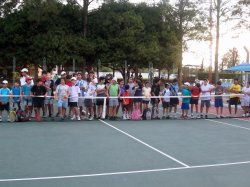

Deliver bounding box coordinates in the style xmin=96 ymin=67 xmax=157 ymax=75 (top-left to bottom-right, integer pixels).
xmin=161 ymin=0 xmax=207 ymax=85
xmin=220 ymin=48 xmax=240 ymax=70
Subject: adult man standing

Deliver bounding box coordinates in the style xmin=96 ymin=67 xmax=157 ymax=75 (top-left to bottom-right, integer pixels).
xmin=200 ymin=79 xmax=214 ymax=119
xmin=76 ymin=72 xmax=88 ymax=118
xmin=229 ymin=78 xmax=241 ymax=116
xmin=20 ymin=68 xmax=34 ymax=87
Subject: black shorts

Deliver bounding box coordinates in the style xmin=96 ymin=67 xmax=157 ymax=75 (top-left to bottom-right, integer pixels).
xmin=84 ymin=99 xmax=93 ymax=108
xmin=162 ymin=102 xmax=170 ymax=108
xmin=190 ymin=98 xmax=199 ymax=105
xmin=229 ymin=97 xmax=240 ymax=105
xmin=1 ymin=103 xmax=9 ymax=111
xmin=170 ymin=98 xmax=179 ymax=106
xmin=96 ymin=94 xmax=106 ymax=106
xmin=33 ymin=98 xmax=44 ymax=108
xmin=96 ymin=99 xmax=105 ymax=106
xmin=151 ymin=98 xmax=160 ymax=105
xmin=134 ymin=98 xmax=142 ymax=103
xmin=142 ymin=100 xmax=150 ymax=104
xmin=69 ymin=102 xmax=78 ymax=107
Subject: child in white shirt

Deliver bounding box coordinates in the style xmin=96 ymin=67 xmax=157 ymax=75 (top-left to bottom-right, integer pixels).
xmin=69 ymin=77 xmax=81 ymax=120
xmin=162 ymin=83 xmax=171 ymax=119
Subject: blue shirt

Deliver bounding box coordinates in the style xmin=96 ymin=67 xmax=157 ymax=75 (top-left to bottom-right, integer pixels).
xmin=182 ymin=88 xmax=191 ymax=103
xmin=76 ymin=79 xmax=88 ymax=97
xmin=12 ymin=86 xmax=21 ymax=102
xmin=170 ymin=84 xmax=178 ymax=96
xmin=22 ymin=84 xmax=32 ymax=96
xmin=135 ymin=86 xmax=142 ymax=96
xmin=0 ymin=88 xmax=11 ymax=103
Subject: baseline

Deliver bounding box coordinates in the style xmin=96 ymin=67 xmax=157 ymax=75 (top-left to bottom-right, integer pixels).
xmin=1 ymin=160 xmax=250 ymax=182
xmin=206 ymin=119 xmax=250 ymax=131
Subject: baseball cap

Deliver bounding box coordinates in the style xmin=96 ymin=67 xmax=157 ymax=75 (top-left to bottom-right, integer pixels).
xmin=2 ymin=80 xmax=8 ymax=84
xmin=184 ymin=82 xmax=190 ymax=87
xmin=21 ymin=68 xmax=28 ymax=73
xmin=112 ymin=77 xmax=117 ymax=82
xmin=71 ymin=77 xmax=77 ymax=81
xmin=26 ymin=77 xmax=32 ymax=82
xmin=61 ymin=71 xmax=66 ymax=75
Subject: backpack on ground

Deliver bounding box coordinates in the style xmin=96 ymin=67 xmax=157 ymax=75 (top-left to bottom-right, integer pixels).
xmin=9 ymin=109 xmax=17 ymax=122
xmin=142 ymin=108 xmax=152 ymax=120
xmin=131 ymin=109 xmax=142 ymax=120
xmin=16 ymin=110 xmax=29 ymax=122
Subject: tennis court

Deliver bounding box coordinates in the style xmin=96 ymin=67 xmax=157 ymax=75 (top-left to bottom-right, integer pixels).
xmin=1 ymin=114 xmax=250 ymax=187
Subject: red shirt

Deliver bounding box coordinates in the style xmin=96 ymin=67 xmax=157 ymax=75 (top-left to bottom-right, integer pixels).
xmin=66 ymin=81 xmax=72 ymax=87
xmin=123 ymin=91 xmax=130 ymax=105
xmin=41 ymin=75 xmax=47 ymax=84
xmin=191 ymin=86 xmax=201 ymax=99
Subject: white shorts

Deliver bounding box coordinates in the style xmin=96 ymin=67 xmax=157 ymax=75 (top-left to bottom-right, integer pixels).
xmin=241 ymin=97 xmax=250 ymax=107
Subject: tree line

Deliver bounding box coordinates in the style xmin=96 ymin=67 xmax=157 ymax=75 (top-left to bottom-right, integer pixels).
xmin=0 ymin=0 xmax=248 ymax=83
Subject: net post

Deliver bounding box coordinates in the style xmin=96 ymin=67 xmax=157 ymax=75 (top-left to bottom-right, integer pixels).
xmin=102 ymin=97 xmax=107 ymax=119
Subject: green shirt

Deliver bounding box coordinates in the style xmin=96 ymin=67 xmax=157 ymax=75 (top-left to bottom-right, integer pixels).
xmin=109 ymin=84 xmax=119 ymax=96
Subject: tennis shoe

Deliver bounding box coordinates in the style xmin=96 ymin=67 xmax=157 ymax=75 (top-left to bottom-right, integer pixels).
xmin=77 ymin=116 xmax=81 ymax=121
xmin=71 ymin=115 xmax=76 ymax=120
xmin=123 ymin=114 xmax=127 ymax=120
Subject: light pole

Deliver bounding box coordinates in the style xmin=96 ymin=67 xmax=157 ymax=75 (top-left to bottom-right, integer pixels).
xmin=97 ymin=59 xmax=101 ymax=79
xmin=124 ymin=60 xmax=128 ymax=84
xmin=13 ymin=56 xmax=16 ymax=85
xmin=208 ymin=0 xmax=213 ymax=83
xmin=149 ymin=62 xmax=154 ymax=85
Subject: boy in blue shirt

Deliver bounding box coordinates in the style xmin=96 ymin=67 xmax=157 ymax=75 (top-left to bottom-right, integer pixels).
xmin=11 ymin=81 xmax=21 ymax=110
xmin=181 ymin=82 xmax=191 ymax=119
xmin=21 ymin=77 xmax=33 ymax=119
xmin=0 ymin=80 xmax=11 ymax=122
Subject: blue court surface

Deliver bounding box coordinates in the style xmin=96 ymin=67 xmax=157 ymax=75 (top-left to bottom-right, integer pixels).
xmin=0 ymin=117 xmax=250 ymax=187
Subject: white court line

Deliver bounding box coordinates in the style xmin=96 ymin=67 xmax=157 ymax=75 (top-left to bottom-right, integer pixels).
xmin=99 ymin=119 xmax=190 ymax=168
xmin=1 ymin=160 xmax=250 ymax=182
xmin=206 ymin=119 xmax=250 ymax=131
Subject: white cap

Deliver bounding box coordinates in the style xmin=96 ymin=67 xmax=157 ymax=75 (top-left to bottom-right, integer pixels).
xmin=71 ymin=77 xmax=77 ymax=81
xmin=2 ymin=80 xmax=8 ymax=84
xmin=21 ymin=68 xmax=28 ymax=73
xmin=61 ymin=71 xmax=66 ymax=75
xmin=184 ymin=82 xmax=190 ymax=87
xmin=93 ymin=78 xmax=98 ymax=84
xmin=112 ymin=77 xmax=117 ymax=82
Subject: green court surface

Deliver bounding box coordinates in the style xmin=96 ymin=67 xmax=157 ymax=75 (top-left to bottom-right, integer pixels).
xmin=1 ymin=118 xmax=250 ymax=187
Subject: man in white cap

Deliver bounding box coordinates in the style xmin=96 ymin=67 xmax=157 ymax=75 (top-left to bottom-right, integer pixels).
xmin=20 ymin=68 xmax=34 ymax=87
xmin=55 ymin=71 xmax=67 ymax=86
xmin=107 ymin=77 xmax=120 ymax=120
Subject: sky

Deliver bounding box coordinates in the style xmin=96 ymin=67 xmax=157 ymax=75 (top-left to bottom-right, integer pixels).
xmin=87 ymin=0 xmax=250 ymax=68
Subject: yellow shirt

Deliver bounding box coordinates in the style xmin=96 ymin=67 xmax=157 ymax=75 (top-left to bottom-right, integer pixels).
xmin=230 ymin=84 xmax=241 ymax=98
